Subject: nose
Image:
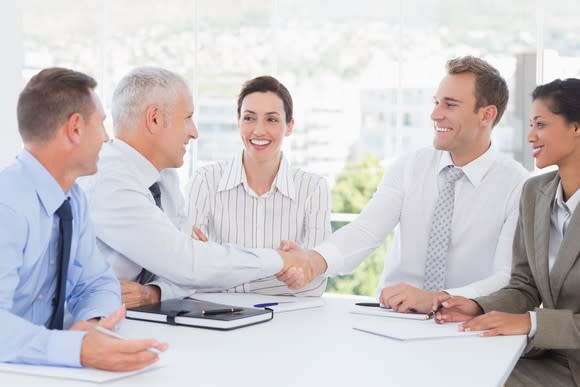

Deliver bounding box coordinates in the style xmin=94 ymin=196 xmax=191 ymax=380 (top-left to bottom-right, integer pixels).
xmin=430 ymin=103 xmax=443 ymax=122
xmin=527 ymin=124 xmax=537 ymax=144
xmin=188 ymin=121 xmax=198 ymax=140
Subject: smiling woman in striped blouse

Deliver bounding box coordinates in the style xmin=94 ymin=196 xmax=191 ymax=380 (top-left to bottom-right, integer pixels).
xmin=186 ymin=76 xmax=331 ymax=296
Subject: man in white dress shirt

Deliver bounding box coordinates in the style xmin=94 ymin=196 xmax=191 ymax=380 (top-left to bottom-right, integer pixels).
xmin=82 ymin=67 xmax=311 ymax=306
xmin=286 ymin=56 xmax=529 ymax=313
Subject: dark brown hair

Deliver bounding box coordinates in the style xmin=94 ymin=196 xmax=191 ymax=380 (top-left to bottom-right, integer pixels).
xmin=532 ymin=78 xmax=580 ymax=124
xmin=17 ymin=67 xmax=97 ymax=142
xmin=237 ymin=76 xmax=293 ymax=123
xmin=446 ymin=56 xmax=508 ymax=127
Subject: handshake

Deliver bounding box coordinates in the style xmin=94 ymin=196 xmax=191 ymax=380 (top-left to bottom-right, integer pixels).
xmin=275 ymin=241 xmax=328 ymax=290
xmin=193 ymin=226 xmax=328 ymax=290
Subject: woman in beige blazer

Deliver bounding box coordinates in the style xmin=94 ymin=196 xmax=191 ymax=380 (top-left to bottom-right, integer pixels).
xmin=435 ymin=78 xmax=580 ymax=386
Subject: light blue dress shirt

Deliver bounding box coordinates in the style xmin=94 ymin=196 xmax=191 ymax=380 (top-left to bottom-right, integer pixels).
xmin=0 ymin=150 xmax=121 ymax=367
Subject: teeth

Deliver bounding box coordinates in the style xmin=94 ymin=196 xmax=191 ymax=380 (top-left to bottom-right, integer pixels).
xmin=436 ymin=127 xmax=452 ymax=132
xmin=250 ymin=139 xmax=271 ymax=146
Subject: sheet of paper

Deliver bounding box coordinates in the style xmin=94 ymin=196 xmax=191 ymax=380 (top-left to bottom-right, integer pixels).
xmin=352 ymin=315 xmax=483 ymax=341
xmin=0 ymin=356 xmax=166 ymax=383
xmin=350 ymin=304 xmax=429 ymax=320
xmin=190 ymin=293 xmax=324 ymax=313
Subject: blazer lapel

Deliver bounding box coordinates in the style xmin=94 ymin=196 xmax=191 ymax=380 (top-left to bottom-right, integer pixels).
xmin=550 ymin=199 xmax=580 ymax=305
xmin=533 ymin=177 xmax=556 ymax=306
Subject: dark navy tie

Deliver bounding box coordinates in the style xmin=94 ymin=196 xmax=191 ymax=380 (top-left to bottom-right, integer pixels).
xmin=136 ymin=183 xmax=161 ymax=285
xmin=48 ymin=198 xmax=73 ymax=330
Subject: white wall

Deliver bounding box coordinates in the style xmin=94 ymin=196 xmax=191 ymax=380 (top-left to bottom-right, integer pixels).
xmin=0 ymin=3 xmax=23 ymax=168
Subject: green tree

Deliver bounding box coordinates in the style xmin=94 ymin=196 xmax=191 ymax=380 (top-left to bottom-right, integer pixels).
xmin=326 ymin=152 xmax=391 ymax=296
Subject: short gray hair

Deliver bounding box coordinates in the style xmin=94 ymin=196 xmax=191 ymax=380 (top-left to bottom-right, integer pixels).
xmin=112 ymin=67 xmax=188 ymax=132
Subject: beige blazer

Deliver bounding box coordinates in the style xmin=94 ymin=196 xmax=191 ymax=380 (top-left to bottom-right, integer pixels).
xmin=476 ymin=171 xmax=580 ymax=384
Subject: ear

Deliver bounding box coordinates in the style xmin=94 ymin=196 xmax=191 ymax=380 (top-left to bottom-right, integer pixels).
xmin=145 ymin=105 xmax=163 ymax=133
xmin=285 ymin=119 xmax=294 ymax=137
xmin=480 ymin=105 xmax=498 ymax=128
xmin=572 ymin=121 xmax=580 ymax=137
xmin=64 ymin=113 xmax=83 ymax=145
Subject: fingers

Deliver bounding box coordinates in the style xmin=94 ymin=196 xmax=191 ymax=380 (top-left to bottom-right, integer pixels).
xmin=277 ymin=267 xmax=305 ymax=288
xmin=278 ymin=240 xmax=301 ymax=252
xmin=98 ymin=305 xmax=126 ymax=330
xmin=431 ymin=293 xmax=452 ymax=311
xmin=81 ymin=330 xmax=169 ymax=372
xmin=192 ymin=226 xmax=208 ymax=242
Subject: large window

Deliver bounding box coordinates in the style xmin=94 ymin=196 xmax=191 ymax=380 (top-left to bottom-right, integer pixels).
xmin=17 ymin=0 xmax=580 ymax=295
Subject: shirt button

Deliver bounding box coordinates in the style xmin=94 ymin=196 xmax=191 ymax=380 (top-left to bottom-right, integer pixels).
xmin=50 ymin=260 xmax=55 ymax=265
xmin=38 ymin=294 xmax=44 ymax=300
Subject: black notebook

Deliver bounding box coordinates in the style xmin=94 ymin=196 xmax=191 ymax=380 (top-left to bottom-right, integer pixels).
xmin=126 ymin=298 xmax=273 ymax=330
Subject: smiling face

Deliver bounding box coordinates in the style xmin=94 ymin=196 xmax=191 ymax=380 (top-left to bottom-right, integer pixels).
xmin=157 ymin=86 xmax=198 ymax=169
xmin=529 ymin=98 xmax=579 ymax=169
xmin=238 ymin=91 xmax=293 ymax=164
xmin=430 ymin=72 xmax=492 ymax=165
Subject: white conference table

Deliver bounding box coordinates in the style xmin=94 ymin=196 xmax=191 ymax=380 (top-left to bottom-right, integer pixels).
xmin=2 ymin=294 xmax=526 ymax=387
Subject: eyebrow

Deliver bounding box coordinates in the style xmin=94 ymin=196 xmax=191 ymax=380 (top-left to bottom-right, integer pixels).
xmin=243 ymin=110 xmax=280 ymax=116
xmin=531 ymin=115 xmax=543 ymax=120
xmin=435 ymin=96 xmax=463 ymax=104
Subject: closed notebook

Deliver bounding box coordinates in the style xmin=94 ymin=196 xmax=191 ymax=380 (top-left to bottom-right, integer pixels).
xmin=127 ymin=298 xmax=273 ymax=330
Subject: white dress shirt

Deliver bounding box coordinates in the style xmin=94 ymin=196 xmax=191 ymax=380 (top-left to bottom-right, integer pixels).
xmin=183 ymin=151 xmax=331 ymax=296
xmin=315 ymin=146 xmax=529 ymax=298
xmin=81 ymin=139 xmax=283 ymax=299
xmin=529 ymin=180 xmax=580 ymax=337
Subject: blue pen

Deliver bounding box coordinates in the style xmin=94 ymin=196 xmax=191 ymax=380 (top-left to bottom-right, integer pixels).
xmin=253 ymin=302 xmax=279 ymax=308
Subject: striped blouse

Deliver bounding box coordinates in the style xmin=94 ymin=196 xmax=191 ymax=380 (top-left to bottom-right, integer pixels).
xmin=185 ymin=151 xmax=331 ymax=296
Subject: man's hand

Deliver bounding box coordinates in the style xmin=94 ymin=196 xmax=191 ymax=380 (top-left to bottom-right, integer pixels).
xmin=275 ymin=241 xmax=327 ymax=289
xmin=459 ymin=311 xmax=531 ymax=337
xmin=379 ymin=283 xmax=448 ymax=313
xmin=86 ymin=305 xmax=126 ymax=330
xmin=71 ymin=306 xmax=169 ymax=371
xmin=191 ymin=225 xmax=208 ymax=242
xmin=433 ymin=295 xmax=483 ymax=323
xmin=76 ymin=323 xmax=168 ymax=371
xmin=120 ymin=280 xmax=161 ymax=308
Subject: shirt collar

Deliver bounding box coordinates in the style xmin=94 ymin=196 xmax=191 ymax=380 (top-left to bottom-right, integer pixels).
xmin=217 ymin=151 xmax=244 ymax=192
xmin=554 ymin=181 xmax=580 ymax=215
xmin=437 ymin=145 xmax=497 ymax=187
xmin=18 ymin=149 xmax=67 ymax=216
xmin=110 ymin=139 xmax=160 ymax=188
xmin=217 ymin=150 xmax=296 ymax=200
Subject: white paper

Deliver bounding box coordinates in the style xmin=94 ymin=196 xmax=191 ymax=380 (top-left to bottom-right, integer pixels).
xmin=350 ymin=304 xmax=429 ymax=320
xmin=352 ymin=315 xmax=483 ymax=341
xmin=190 ymin=293 xmax=324 ymax=313
xmin=0 ymin=357 xmax=166 ymax=383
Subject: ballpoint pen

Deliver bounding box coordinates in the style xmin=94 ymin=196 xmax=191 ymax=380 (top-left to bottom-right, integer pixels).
xmin=95 ymin=325 xmax=161 ymax=354
xmin=354 ymin=302 xmax=381 ymax=307
xmin=427 ymin=303 xmax=444 ymax=320
xmin=201 ymin=307 xmax=243 ymax=316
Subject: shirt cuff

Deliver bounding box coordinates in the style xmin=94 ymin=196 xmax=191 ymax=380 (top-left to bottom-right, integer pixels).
xmin=313 ymin=242 xmax=343 ymax=276
xmin=528 ymin=311 xmax=537 ymax=338
xmin=46 ymin=329 xmax=87 ymax=367
xmin=153 ymin=279 xmax=196 ymax=301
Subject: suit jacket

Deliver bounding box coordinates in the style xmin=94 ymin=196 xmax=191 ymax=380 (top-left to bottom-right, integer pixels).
xmin=476 ymin=171 xmax=580 ymax=384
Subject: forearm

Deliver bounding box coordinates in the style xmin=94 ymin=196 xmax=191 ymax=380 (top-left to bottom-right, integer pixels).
xmin=0 ymin=311 xmax=86 ymax=366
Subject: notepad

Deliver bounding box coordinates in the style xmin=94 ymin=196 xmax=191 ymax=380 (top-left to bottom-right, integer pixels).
xmin=352 ymin=315 xmax=483 ymax=341
xmin=0 ymin=357 xmax=165 ymax=383
xmin=350 ymin=304 xmax=429 ymax=320
xmin=127 ymin=298 xmax=273 ymax=330
xmin=191 ymin=293 xmax=324 ymax=313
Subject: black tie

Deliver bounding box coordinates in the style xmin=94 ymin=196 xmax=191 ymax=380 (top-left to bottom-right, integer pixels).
xmin=135 ymin=183 xmax=162 ymax=284
xmin=48 ymin=198 xmax=73 ymax=330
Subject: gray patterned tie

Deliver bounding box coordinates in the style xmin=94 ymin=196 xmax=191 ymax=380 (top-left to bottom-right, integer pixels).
xmin=423 ymin=166 xmax=464 ymax=291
